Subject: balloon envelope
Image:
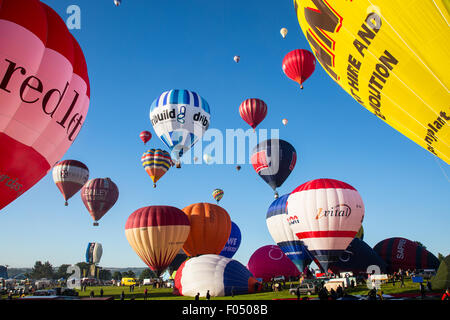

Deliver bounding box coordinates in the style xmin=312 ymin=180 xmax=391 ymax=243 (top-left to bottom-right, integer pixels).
xmin=0 ymin=0 xmax=90 ymax=211
xmin=125 ymin=206 xmax=191 ymax=277
xmin=141 ymin=149 xmax=172 ymax=187
xmin=266 ymin=194 xmax=313 ymax=272
xmin=286 ymin=178 xmax=365 ymax=271
xmin=81 ymin=178 xmax=119 ymax=226
xmin=212 ymin=188 xmax=224 ymax=203
xmin=282 ymin=49 xmax=316 ymax=89
xmin=239 ymin=98 xmax=267 ymax=130
xmin=280 ymin=28 xmax=288 ymax=38
xmin=251 ymin=139 xmax=297 ymax=197
xmin=85 ymin=242 xmax=103 ymax=265
xmin=52 ymin=160 xmax=89 ymax=205
xmin=149 ymin=89 xmax=210 ymax=161
xmin=140 ymin=131 xmax=152 ymax=144
xmin=293 ymin=0 xmax=450 ymax=163
xmin=219 ymin=221 xmax=242 ymax=259
xmin=182 ymin=203 xmax=231 ymax=257
xmin=174 ymin=254 xmax=261 ymax=297
xmin=247 ymin=245 xmax=300 ymax=282
xmin=373 ymin=237 xmax=440 ymax=273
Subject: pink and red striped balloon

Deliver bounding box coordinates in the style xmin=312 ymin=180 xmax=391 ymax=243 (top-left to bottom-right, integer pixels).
xmin=140 ymin=130 xmax=152 ymax=144
xmin=282 ymin=49 xmax=316 ymax=89
xmin=81 ymin=178 xmax=119 ymax=226
xmin=239 ymin=98 xmax=267 ymax=131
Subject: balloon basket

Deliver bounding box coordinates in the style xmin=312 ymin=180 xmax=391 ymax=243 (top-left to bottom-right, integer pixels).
xmin=93 ymin=222 xmax=99 ymax=227
xmin=153 ymin=183 xmax=156 ymax=188
xmin=65 ymin=201 xmax=68 ymax=206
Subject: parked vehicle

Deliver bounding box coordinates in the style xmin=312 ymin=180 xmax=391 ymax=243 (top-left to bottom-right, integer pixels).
xmin=289 ymin=283 xmax=318 ymax=296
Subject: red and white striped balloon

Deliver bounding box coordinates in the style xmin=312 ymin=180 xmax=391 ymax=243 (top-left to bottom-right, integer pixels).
xmin=286 ymin=178 xmax=364 ymax=271
xmin=0 ymin=0 xmax=90 ymax=211
xmin=52 ymin=160 xmax=89 ymax=206
xmin=239 ymin=98 xmax=267 ymax=130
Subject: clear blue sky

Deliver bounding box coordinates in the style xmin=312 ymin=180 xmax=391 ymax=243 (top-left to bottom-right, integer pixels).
xmin=1 ymin=0 xmax=448 ymax=269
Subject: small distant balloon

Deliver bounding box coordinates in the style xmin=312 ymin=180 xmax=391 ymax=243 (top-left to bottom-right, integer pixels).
xmin=280 ymin=28 xmax=288 ymax=39
xmin=140 ymin=131 xmax=152 ymax=144
xmin=282 ymin=118 xmax=288 ymax=126
xmin=203 ymin=153 xmax=213 ymax=164
xmin=236 ymin=165 xmax=241 ymax=171
xmin=212 ymin=189 xmax=224 ymax=204
xmin=234 ymin=56 xmax=240 ymax=63
xmin=114 ymin=0 xmax=121 ymax=6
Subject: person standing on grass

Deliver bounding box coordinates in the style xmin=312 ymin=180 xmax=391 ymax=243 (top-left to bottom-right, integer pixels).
xmin=400 ymin=274 xmax=405 ymax=288
xmin=420 ymin=283 xmax=426 ymax=299
xmin=195 ymin=292 xmax=200 ymax=301
xmin=120 ymin=291 xmax=125 ymax=300
xmin=296 ymin=286 xmax=301 ymax=300
xmin=206 ymin=290 xmax=211 ymax=300
xmin=144 ymin=288 xmax=148 ymax=300
xmin=90 ymin=290 xmax=94 ymax=298
xmin=100 ymin=288 xmax=104 ymax=297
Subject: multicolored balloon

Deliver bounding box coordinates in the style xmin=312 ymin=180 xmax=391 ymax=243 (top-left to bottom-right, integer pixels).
xmin=86 ymin=242 xmax=103 ymax=265
xmin=282 ymin=118 xmax=288 ymax=126
xmin=52 ymin=160 xmax=89 ymax=206
xmin=182 ymin=203 xmax=231 ymax=257
xmin=141 ymin=149 xmax=173 ymax=187
xmin=125 ymin=206 xmax=191 ymax=277
xmin=282 ymin=49 xmax=316 ymax=89
xmin=239 ymin=98 xmax=267 ymax=131
xmin=286 ymin=178 xmax=365 ymax=272
xmin=149 ymin=89 xmax=210 ymax=165
xmin=251 ymin=139 xmax=297 ymax=198
xmin=293 ymin=0 xmax=450 ymax=164
xmin=266 ymin=194 xmax=313 ymax=273
xmin=0 ymin=0 xmax=90 ymax=211
xmin=139 ymin=131 xmax=152 ymax=144
xmin=247 ymin=245 xmax=300 ymax=282
xmin=174 ymin=254 xmax=261 ymax=297
xmin=81 ymin=178 xmax=119 ymax=226
xmin=212 ymin=188 xmax=224 ymax=204
xmin=219 ymin=221 xmax=242 ymax=259
xmin=373 ymin=237 xmax=440 ymax=273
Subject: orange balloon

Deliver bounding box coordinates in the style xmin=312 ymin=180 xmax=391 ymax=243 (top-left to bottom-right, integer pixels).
xmin=182 ymin=203 xmax=232 ymax=257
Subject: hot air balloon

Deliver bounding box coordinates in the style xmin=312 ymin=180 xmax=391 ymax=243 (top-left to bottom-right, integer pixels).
xmin=150 ymin=89 xmax=210 ymax=167
xmin=140 ymin=131 xmax=152 ymax=144
xmin=125 ymin=206 xmax=191 ymax=277
xmin=234 ymin=56 xmax=240 ymax=63
xmin=141 ymin=149 xmax=173 ymax=187
xmin=219 ymin=221 xmax=242 ymax=259
xmin=247 ymin=245 xmax=300 ymax=282
xmin=239 ymin=98 xmax=267 ymax=131
xmin=86 ymin=242 xmax=103 ymax=265
xmin=236 ymin=165 xmax=241 ymax=171
xmin=203 ymin=153 xmax=213 ymax=164
xmin=329 ymin=238 xmax=387 ymax=275
xmin=173 ymin=254 xmax=261 ymax=297
xmin=282 ymin=49 xmax=316 ymax=89
xmin=81 ymin=178 xmax=119 ymax=226
xmin=0 ymin=0 xmax=90 ymax=211
xmin=293 ymin=0 xmax=450 ymax=164
xmin=286 ymin=178 xmax=365 ymax=272
xmin=282 ymin=118 xmax=288 ymax=126
xmin=373 ymin=237 xmax=440 ymax=273
xmin=280 ymin=27 xmax=288 ymax=38
xmin=168 ymin=249 xmax=188 ymax=275
xmin=251 ymin=139 xmax=297 ymax=198
xmin=182 ymin=203 xmax=231 ymax=257
xmin=52 ymin=160 xmax=89 ymax=206
xmin=114 ymin=0 xmax=121 ymax=6
xmin=266 ymin=194 xmax=313 ymax=273
xmin=212 ymin=188 xmax=224 ymax=204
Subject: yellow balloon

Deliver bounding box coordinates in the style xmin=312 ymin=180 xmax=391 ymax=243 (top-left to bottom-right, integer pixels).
xmin=293 ymin=0 xmax=450 ymax=164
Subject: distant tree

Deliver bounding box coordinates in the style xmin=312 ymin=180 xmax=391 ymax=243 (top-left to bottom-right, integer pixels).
xmin=122 ymin=270 xmax=136 ymax=278
xmin=54 ymin=264 xmax=71 ymax=280
xmin=76 ymin=262 xmax=91 ymax=278
xmin=414 ymin=241 xmax=426 ymax=249
xmin=30 ymin=261 xmax=54 ymax=279
xmin=112 ymin=271 xmax=122 ymax=280
xmin=438 ymin=253 xmax=446 ymax=263
xmin=139 ymin=268 xmax=156 ymax=280
xmin=99 ymin=269 xmax=112 ymax=280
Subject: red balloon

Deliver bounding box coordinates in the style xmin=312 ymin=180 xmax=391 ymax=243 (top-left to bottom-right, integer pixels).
xmin=140 ymin=131 xmax=152 ymax=144
xmin=239 ymin=98 xmax=267 ymax=130
xmin=282 ymin=49 xmax=316 ymax=89
xmin=0 ymin=0 xmax=90 ymax=211
xmin=81 ymin=178 xmax=119 ymax=226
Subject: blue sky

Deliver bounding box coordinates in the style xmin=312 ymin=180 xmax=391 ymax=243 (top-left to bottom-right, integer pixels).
xmin=1 ymin=0 xmax=448 ymax=270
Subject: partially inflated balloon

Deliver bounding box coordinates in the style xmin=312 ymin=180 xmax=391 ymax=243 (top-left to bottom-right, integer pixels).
xmin=239 ymin=98 xmax=267 ymax=130
xmin=286 ymin=179 xmax=365 ymax=271
xmin=174 ymin=254 xmax=261 ymax=297
xmin=140 ymin=131 xmax=152 ymax=144
xmin=182 ymin=203 xmax=231 ymax=257
xmin=150 ymin=89 xmax=210 ymax=165
xmin=81 ymin=178 xmax=119 ymax=226
xmin=212 ymin=188 xmax=224 ymax=204
xmin=125 ymin=206 xmax=191 ymax=277
xmin=0 ymin=0 xmax=90 ymax=211
xmin=85 ymin=242 xmax=103 ymax=265
xmin=293 ymin=0 xmax=450 ymax=163
xmin=282 ymin=49 xmax=316 ymax=89
xmin=141 ymin=149 xmax=173 ymax=187
xmin=219 ymin=221 xmax=241 ymax=259
xmin=266 ymin=194 xmax=313 ymax=273
xmin=52 ymin=160 xmax=89 ymax=206
xmin=251 ymin=139 xmax=297 ymax=198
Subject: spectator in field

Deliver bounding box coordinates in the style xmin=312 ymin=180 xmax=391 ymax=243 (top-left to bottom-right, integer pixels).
xmin=330 ymin=288 xmax=337 ymax=300
xmin=206 ymin=290 xmax=211 ymax=300
xmin=296 ymin=287 xmax=300 ymax=300
xmin=195 ymin=292 xmax=200 ymax=301
xmin=368 ymin=288 xmax=377 ymax=301
xmin=420 ymin=283 xmax=426 ymax=299
xmin=144 ymin=288 xmax=148 ymax=300
xmin=441 ymin=288 xmax=450 ymax=301
xmin=336 ymin=285 xmax=344 ymax=298
xmin=426 ymin=281 xmax=432 ymax=291
xmin=90 ymin=290 xmax=94 ymax=298
xmin=400 ymin=274 xmax=405 ymax=287
xmin=120 ymin=291 xmax=125 ymax=300
xmin=318 ymin=287 xmax=329 ymax=301
xmin=231 ymin=286 xmax=235 ymax=298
